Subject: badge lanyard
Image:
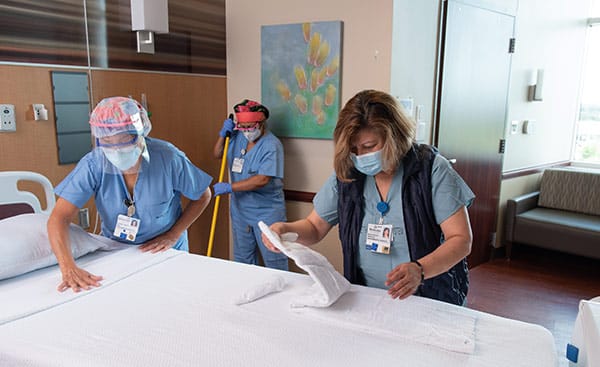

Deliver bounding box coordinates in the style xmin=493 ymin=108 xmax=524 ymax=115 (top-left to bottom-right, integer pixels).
xmin=125 ymin=197 xmax=135 ymax=217
xmin=376 ymin=201 xmax=389 ymax=224
xmin=112 ymin=178 xmax=140 ymax=242
xmin=365 ymin=201 xmax=392 ymax=254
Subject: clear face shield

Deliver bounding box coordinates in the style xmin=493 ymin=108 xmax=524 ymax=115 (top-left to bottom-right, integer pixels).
xmin=89 ymin=97 xmax=152 ymax=175
xmin=95 ymin=133 xmax=149 ymax=174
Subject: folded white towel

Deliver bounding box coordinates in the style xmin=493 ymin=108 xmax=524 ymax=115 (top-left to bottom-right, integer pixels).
xmin=233 ymin=275 xmax=287 ymax=305
xmin=258 ymin=221 xmax=350 ymax=308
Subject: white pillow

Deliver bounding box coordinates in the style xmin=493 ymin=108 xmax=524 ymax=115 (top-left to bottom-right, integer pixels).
xmin=0 ymin=213 xmax=124 ymax=280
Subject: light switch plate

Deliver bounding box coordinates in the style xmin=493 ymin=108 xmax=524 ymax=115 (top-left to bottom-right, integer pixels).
xmin=0 ymin=104 xmax=16 ymax=132
xmin=510 ymin=120 xmax=519 ymax=135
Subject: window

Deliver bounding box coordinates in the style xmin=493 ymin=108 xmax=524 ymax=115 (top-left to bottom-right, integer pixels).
xmin=573 ymin=9 xmax=600 ymax=165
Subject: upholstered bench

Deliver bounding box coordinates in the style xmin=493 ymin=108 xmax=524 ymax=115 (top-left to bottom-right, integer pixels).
xmin=504 ymin=167 xmax=600 ymax=259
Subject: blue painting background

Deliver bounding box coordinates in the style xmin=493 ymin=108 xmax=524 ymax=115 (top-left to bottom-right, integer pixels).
xmin=261 ymin=21 xmax=342 ymax=139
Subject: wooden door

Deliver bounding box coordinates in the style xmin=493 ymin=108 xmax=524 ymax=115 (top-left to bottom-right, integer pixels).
xmin=435 ymin=1 xmax=514 ymax=267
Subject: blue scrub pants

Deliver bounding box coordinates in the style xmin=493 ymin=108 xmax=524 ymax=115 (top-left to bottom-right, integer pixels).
xmin=232 ymin=220 xmax=289 ymax=271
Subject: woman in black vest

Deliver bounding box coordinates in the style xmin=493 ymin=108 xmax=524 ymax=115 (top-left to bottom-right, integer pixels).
xmin=262 ymin=90 xmax=474 ymax=305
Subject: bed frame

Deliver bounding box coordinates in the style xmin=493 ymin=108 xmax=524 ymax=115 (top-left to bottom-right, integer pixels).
xmin=0 ymin=171 xmax=55 ymax=220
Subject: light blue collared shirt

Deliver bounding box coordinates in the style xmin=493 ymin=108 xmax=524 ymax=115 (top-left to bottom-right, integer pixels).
xmin=226 ymin=130 xmax=286 ymax=224
xmin=55 ymin=137 xmax=213 ymax=251
xmin=313 ymin=154 xmax=475 ymax=288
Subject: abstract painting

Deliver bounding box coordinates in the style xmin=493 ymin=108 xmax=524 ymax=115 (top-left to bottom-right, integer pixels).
xmin=261 ymin=21 xmax=343 ymax=139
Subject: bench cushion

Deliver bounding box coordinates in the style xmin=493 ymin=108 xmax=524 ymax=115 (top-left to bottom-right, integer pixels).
xmin=538 ymin=168 xmax=600 ymax=216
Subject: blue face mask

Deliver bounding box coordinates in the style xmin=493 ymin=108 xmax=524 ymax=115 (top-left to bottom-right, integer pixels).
xmin=351 ymin=149 xmax=384 ymax=176
xmin=103 ymin=145 xmax=142 ymax=171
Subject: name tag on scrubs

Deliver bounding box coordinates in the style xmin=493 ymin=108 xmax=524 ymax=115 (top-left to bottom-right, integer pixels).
xmin=232 ymin=157 xmax=244 ymax=173
xmin=113 ymin=214 xmax=140 ymax=242
xmin=366 ymin=223 xmax=392 ymax=254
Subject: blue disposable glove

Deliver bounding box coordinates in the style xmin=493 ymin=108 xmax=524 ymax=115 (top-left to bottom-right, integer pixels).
xmin=213 ymin=182 xmax=233 ymax=196
xmin=219 ymin=118 xmax=235 ymax=138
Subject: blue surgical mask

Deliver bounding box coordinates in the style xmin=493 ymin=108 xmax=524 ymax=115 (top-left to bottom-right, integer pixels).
xmin=242 ymin=128 xmax=262 ymax=142
xmin=351 ymin=149 xmax=384 ymax=176
xmin=103 ymin=145 xmax=142 ymax=171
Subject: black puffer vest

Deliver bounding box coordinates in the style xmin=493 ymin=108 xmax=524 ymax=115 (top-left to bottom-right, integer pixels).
xmin=337 ymin=144 xmax=469 ymax=305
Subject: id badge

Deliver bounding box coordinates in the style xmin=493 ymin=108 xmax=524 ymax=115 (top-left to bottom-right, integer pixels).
xmin=113 ymin=214 xmax=140 ymax=242
xmin=365 ymin=223 xmax=392 ymax=254
xmin=232 ymin=157 xmax=244 ymax=173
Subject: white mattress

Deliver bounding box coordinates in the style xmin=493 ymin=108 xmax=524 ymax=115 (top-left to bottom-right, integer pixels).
xmin=0 ymin=248 xmax=557 ymax=367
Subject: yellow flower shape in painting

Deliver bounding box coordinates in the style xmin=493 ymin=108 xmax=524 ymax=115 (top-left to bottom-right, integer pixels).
xmin=294 ymin=66 xmax=307 ymax=90
xmin=268 ymin=21 xmax=342 ymax=139
xmin=294 ymin=94 xmax=308 ymax=114
xmin=276 ymin=80 xmax=291 ymax=101
xmin=270 ymin=21 xmax=341 ymax=133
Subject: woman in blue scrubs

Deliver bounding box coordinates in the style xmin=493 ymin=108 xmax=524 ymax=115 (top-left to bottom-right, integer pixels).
xmin=48 ymin=97 xmax=213 ymax=292
xmin=262 ymin=90 xmax=475 ymax=306
xmin=212 ymin=100 xmax=288 ymax=270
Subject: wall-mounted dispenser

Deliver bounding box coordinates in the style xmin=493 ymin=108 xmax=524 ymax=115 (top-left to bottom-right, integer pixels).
xmin=131 ymin=0 xmax=169 ymax=54
xmin=33 ymin=104 xmax=49 ymax=121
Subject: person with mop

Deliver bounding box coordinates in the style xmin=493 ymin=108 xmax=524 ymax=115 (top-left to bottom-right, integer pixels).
xmin=212 ymin=99 xmax=288 ymax=270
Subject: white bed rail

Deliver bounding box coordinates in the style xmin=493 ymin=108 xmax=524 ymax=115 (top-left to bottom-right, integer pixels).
xmin=0 ymin=171 xmax=56 ymax=215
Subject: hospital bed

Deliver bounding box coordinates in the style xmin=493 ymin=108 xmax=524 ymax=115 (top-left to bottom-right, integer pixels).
xmin=0 ymin=171 xmax=558 ymax=367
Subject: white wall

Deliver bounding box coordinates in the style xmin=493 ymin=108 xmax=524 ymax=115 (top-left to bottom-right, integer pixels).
xmin=226 ymin=0 xmax=394 ymax=193
xmin=495 ymin=0 xmax=592 ymax=247
xmin=503 ymin=0 xmax=591 ymax=171
xmin=390 ymin=0 xmax=591 ymax=171
xmin=390 ymin=0 xmax=440 ymax=144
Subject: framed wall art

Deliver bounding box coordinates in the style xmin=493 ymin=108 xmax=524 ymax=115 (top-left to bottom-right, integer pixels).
xmin=261 ymin=21 xmax=343 ymax=139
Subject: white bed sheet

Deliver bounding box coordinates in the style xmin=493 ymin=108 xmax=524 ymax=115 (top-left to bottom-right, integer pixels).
xmin=570 ymin=297 xmax=600 ymax=367
xmin=0 ymin=249 xmax=557 ymax=367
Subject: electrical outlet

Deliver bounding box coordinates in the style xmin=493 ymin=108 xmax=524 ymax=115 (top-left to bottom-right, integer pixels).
xmin=79 ymin=208 xmax=90 ymax=229
xmin=0 ymin=104 xmax=16 ymax=132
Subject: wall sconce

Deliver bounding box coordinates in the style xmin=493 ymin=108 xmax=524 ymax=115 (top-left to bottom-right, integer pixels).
xmin=131 ymin=0 xmax=169 ymax=54
xmin=527 ymin=69 xmax=544 ymax=102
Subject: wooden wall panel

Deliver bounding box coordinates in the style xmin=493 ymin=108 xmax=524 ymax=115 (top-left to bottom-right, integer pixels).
xmin=0 ymin=64 xmax=229 ymax=259
xmin=0 ymin=65 xmax=78 ymax=192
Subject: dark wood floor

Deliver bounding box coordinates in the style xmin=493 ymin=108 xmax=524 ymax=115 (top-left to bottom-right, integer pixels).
xmin=466 ymin=245 xmax=600 ymax=365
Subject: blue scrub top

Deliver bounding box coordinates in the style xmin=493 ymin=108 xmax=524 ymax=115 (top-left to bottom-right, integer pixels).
xmin=226 ymin=130 xmax=285 ymax=223
xmin=55 ymin=137 xmax=213 ymax=251
xmin=313 ymin=154 xmax=475 ymax=288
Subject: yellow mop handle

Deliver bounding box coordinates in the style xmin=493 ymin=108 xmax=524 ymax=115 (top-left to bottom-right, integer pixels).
xmin=206 ymin=131 xmax=231 ymax=257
